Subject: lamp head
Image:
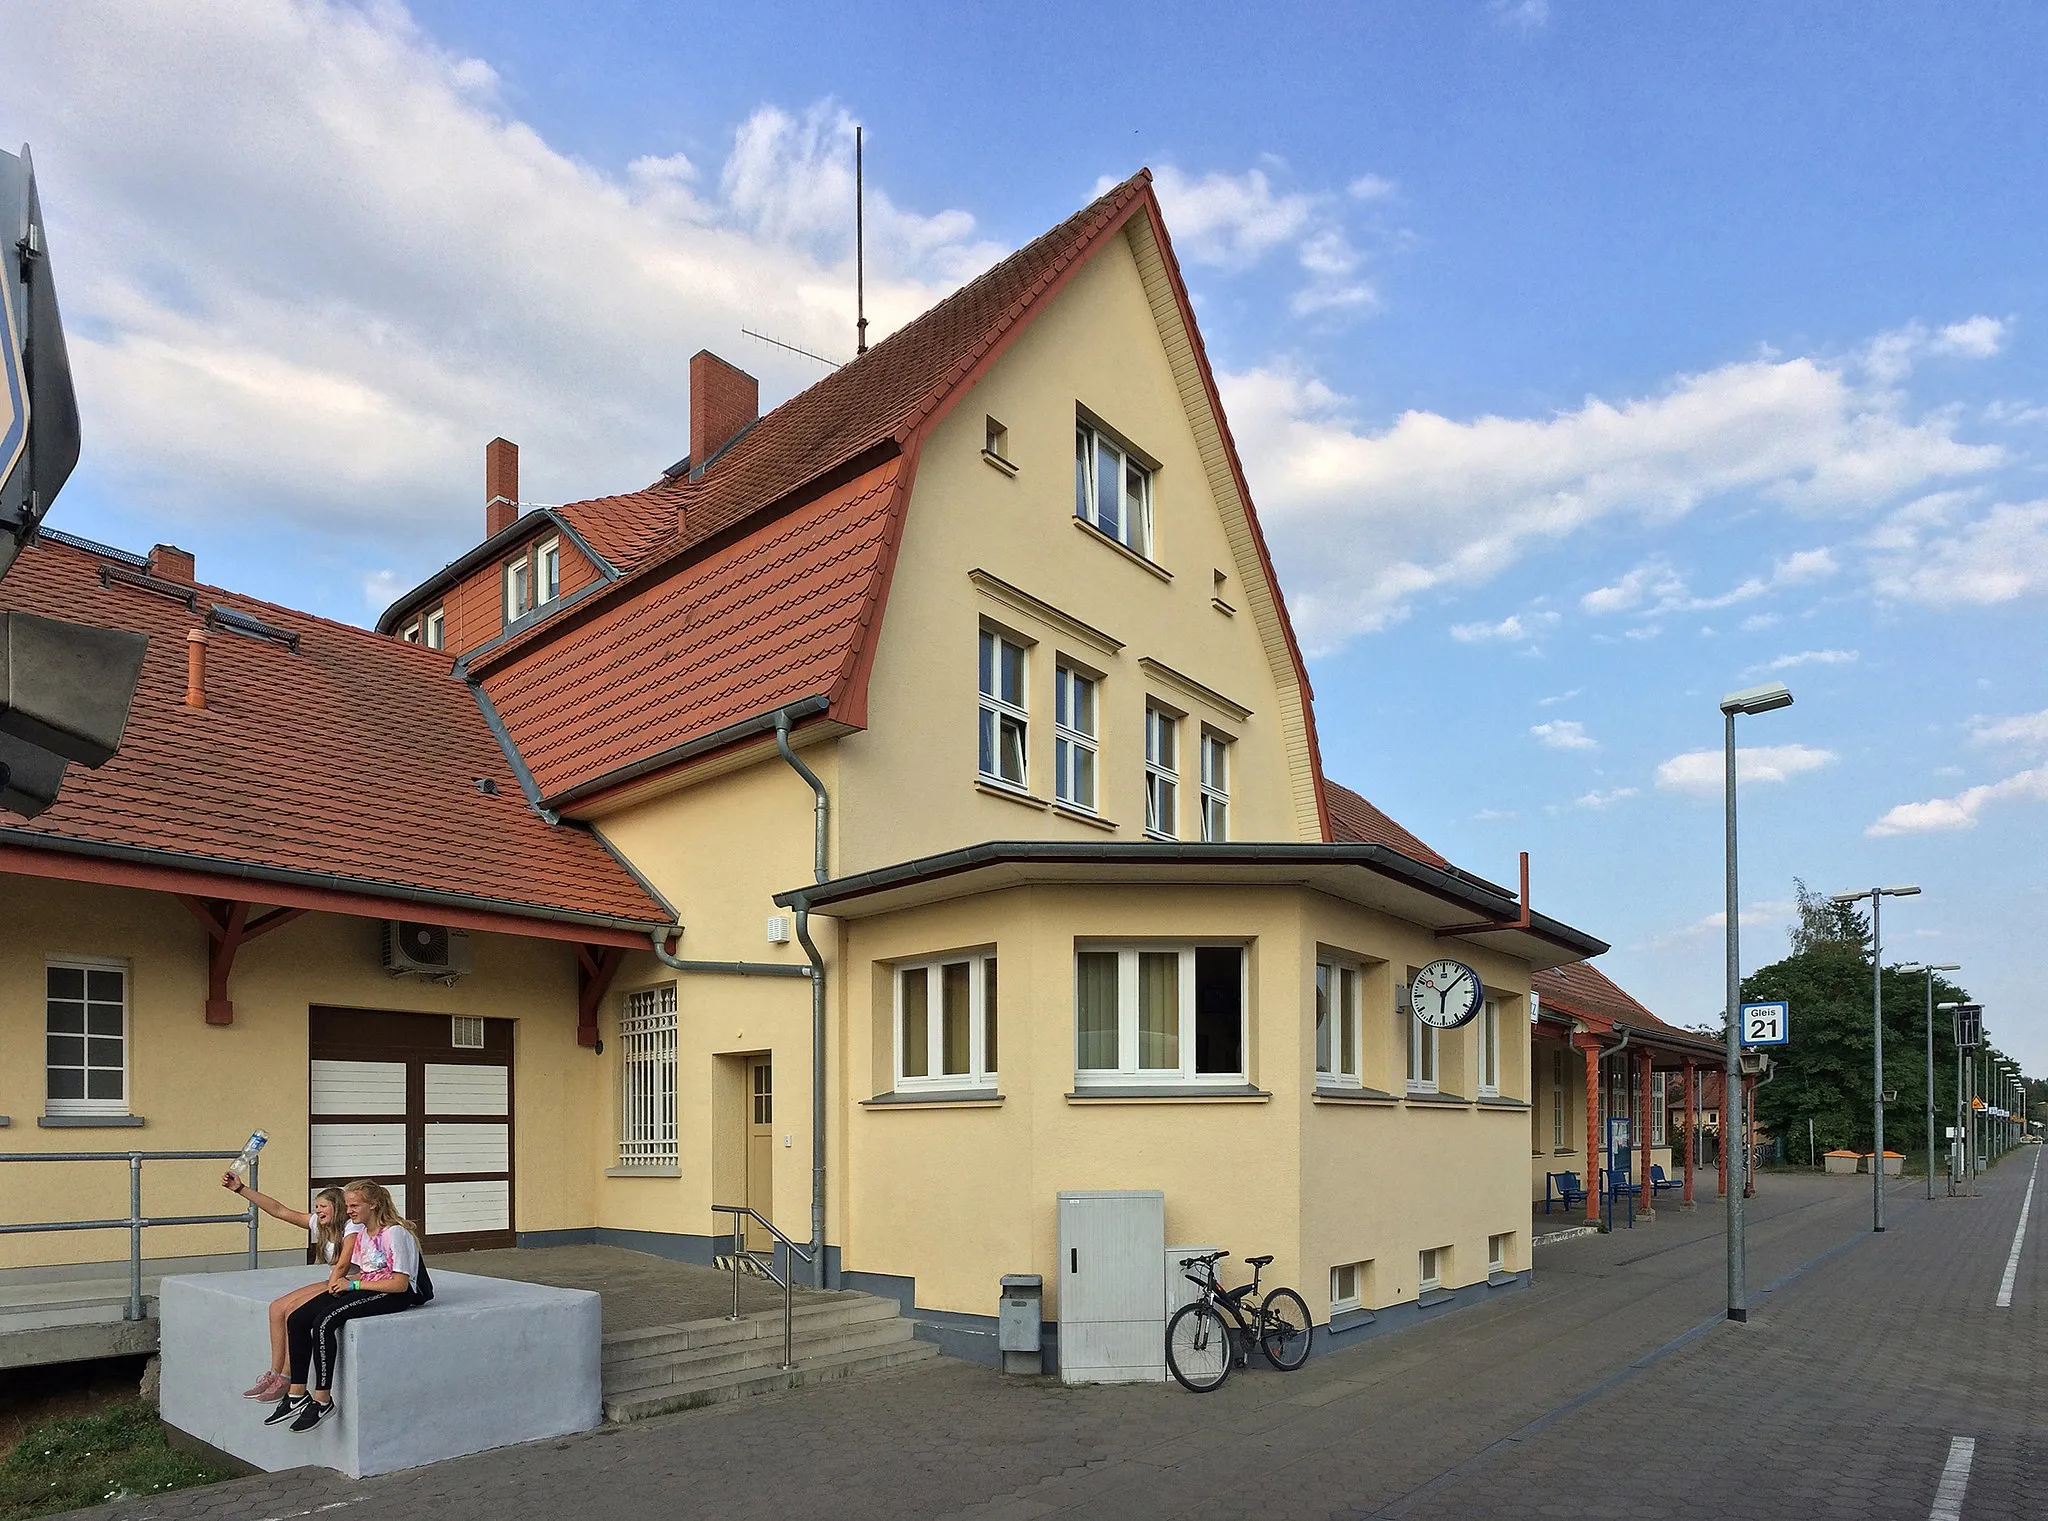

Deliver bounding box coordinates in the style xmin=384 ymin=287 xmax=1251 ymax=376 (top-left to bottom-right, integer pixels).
xmin=1720 ymin=683 xmax=1794 ymax=716
xmin=1881 ymin=885 xmax=1922 ymax=898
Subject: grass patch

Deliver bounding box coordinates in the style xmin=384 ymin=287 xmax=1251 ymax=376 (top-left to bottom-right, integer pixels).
xmin=0 ymin=1400 xmax=232 ymax=1521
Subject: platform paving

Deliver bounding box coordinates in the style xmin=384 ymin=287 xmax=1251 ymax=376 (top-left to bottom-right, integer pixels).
xmin=440 ymin=1244 xmax=839 ymax=1333
xmin=58 ymin=1156 xmax=2047 ymax=1520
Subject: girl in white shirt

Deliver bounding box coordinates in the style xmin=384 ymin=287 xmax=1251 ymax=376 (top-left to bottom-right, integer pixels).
xmin=221 ymin=1176 xmax=358 ymax=1403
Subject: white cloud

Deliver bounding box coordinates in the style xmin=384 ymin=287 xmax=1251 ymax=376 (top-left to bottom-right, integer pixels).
xmin=1575 ymin=787 xmax=1637 ymax=809
xmin=1753 ymin=648 xmax=1858 ymax=673
xmin=1869 ymin=500 xmax=2048 ymax=606
xmin=1347 ymin=174 xmax=1397 ymax=202
xmin=1472 ymin=807 xmax=1518 ymax=822
xmin=1451 ymin=610 xmax=1559 ymax=643
xmin=1531 ymin=720 xmax=1597 ymax=752
xmin=1864 ymin=316 xmax=2008 ymax=385
xmin=361 ymin=568 xmax=404 ymax=613
xmin=1582 ymin=560 xmax=1684 ymax=614
xmin=1145 ymin=165 xmax=1381 ymax=317
xmin=4 ymin=1 xmax=1001 ymax=551
xmin=1655 ymin=744 xmax=1837 ymax=795
xmin=1226 ymin=348 xmax=2002 ymax=651
xmin=1538 ymin=688 xmax=1582 ymax=707
xmin=1648 ymin=899 xmax=1794 ymax=944
xmin=1740 ymin=613 xmax=1782 ymax=632
xmin=1971 ymin=708 xmax=2048 ymax=751
xmin=1584 ymin=548 xmax=1837 ymax=619
xmin=1933 ymin=316 xmax=2007 ymax=360
xmin=1867 ymin=767 xmax=2048 ymax=836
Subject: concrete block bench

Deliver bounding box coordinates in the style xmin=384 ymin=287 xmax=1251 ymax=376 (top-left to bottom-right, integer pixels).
xmin=159 ymin=1266 xmax=600 ymax=1477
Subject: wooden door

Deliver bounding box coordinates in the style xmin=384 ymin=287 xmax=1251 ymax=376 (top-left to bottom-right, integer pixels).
xmin=309 ymin=1007 xmax=515 ymax=1251
xmin=744 ymin=1056 xmax=773 ymax=1251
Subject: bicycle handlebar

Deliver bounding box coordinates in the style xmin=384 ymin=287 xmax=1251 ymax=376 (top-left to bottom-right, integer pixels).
xmin=1179 ymin=1251 xmax=1229 ymax=1268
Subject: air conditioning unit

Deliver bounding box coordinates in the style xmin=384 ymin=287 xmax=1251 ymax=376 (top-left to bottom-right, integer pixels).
xmin=382 ymin=921 xmax=474 ymax=980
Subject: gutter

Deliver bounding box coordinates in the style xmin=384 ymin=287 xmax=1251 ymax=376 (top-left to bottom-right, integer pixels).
xmin=0 ymin=826 xmax=669 ymax=937
xmin=540 ymin=694 xmax=831 ymax=813
xmin=774 ymin=710 xmax=831 ymax=1290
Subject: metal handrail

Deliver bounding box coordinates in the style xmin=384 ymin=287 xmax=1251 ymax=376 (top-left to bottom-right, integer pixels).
xmin=0 ymin=1149 xmax=260 ymax=1322
xmin=711 ymin=1203 xmax=813 ymax=1371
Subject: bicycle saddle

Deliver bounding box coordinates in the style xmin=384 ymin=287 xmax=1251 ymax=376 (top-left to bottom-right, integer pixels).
xmin=1246 ymin=1254 xmax=1274 ymax=1268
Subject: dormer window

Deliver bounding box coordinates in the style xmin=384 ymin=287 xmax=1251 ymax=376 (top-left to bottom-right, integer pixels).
xmin=504 ymin=535 xmax=562 ymax=625
xmin=423 ymin=607 xmax=445 ymax=650
xmin=1075 ymin=415 xmax=1153 ymax=557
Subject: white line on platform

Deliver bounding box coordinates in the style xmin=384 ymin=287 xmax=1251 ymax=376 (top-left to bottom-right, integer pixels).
xmin=1995 ymin=1150 xmax=2039 ymax=1309
xmin=1927 ymin=1437 xmax=1976 ymax=1521
xmin=1533 ymin=1226 xmax=1601 ymax=1246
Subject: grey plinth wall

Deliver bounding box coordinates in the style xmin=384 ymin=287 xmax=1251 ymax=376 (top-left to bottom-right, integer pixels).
xmin=160 ymin=1267 xmax=600 ymax=1477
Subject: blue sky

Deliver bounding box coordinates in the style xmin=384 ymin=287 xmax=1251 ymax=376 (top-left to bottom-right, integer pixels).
xmin=7 ymin=2 xmax=2046 ymax=1068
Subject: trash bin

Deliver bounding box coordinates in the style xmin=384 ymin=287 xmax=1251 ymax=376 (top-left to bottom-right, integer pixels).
xmin=999 ymin=1273 xmax=1043 ymax=1375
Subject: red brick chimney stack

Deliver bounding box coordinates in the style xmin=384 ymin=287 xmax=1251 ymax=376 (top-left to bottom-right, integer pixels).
xmin=689 ymin=352 xmax=758 ymax=471
xmin=185 ymin=629 xmax=209 ymax=710
xmin=149 ymin=545 xmax=196 ymax=583
xmin=486 ymin=438 xmax=519 ymax=538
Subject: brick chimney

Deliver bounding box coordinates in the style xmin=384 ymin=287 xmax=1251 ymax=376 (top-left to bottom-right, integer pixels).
xmin=149 ymin=544 xmax=195 ymax=584
xmin=486 ymin=437 xmax=519 ymax=538
xmin=690 ymin=352 xmax=758 ymax=471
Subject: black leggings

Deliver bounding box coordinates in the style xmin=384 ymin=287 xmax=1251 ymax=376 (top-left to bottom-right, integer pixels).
xmin=286 ymin=1289 xmax=412 ymax=1391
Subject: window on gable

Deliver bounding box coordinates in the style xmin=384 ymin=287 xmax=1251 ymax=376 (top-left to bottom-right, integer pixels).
xmin=618 ymin=985 xmax=678 ymax=1169
xmin=1074 ymin=417 xmax=1153 ymax=557
xmin=984 ymin=416 xmax=1009 ymax=462
xmin=1054 ymin=663 xmax=1098 ymax=812
xmin=1074 ymin=944 xmax=1244 ymax=1086
xmin=46 ymin=959 xmax=128 ymax=1117
xmin=1144 ymin=706 xmax=1179 ymax=839
xmin=1199 ymin=731 xmax=1230 ymax=842
xmin=504 ymin=553 xmax=533 ymax=624
xmin=401 ymin=620 xmax=420 ymax=644
xmin=896 ymin=952 xmax=998 ymax=1091
xmin=978 ymin=629 xmax=1029 ymax=791
xmin=1316 ymin=959 xmax=1362 ymax=1087
xmin=423 ymin=607 xmax=445 ymax=650
xmin=535 ymin=536 xmax=561 ymax=605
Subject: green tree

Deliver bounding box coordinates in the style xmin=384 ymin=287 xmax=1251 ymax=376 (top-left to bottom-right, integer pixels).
xmin=1740 ymin=881 xmax=1972 ymax=1160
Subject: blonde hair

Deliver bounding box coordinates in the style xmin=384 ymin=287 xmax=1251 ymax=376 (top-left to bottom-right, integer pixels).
xmin=311 ymin=1187 xmax=349 ymax=1262
xmin=342 ymin=1179 xmax=417 ymax=1239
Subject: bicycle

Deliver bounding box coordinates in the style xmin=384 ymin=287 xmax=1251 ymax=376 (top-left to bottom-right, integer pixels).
xmin=1164 ymin=1250 xmax=1312 ymax=1392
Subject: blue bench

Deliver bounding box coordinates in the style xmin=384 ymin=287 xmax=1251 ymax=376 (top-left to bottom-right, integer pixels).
xmin=1544 ymin=1171 xmax=1587 ymax=1214
xmin=1650 ymin=1164 xmax=1683 ymax=1196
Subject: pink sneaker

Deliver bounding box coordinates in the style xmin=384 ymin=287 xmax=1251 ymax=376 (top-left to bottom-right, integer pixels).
xmin=241 ymin=1371 xmax=287 ymax=1400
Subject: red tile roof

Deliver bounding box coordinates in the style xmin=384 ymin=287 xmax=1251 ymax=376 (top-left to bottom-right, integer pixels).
xmin=0 ymin=533 xmax=669 ymax=931
xmin=1535 ymin=961 xmax=1713 ymax=1047
xmin=1321 ymin=777 xmax=1449 ymax=867
xmin=482 ymin=460 xmax=904 ymax=803
xmin=468 ymin=170 xmax=1330 ymax=822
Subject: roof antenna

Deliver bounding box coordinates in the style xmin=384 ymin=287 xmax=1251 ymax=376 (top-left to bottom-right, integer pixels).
xmin=855 ymin=124 xmax=869 ymax=355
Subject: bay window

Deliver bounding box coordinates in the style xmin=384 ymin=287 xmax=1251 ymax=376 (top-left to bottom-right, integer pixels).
xmin=1075 ymin=944 xmax=1244 ymax=1085
xmin=1316 ymin=959 xmax=1361 ymax=1087
xmin=896 ymin=952 xmax=998 ymax=1090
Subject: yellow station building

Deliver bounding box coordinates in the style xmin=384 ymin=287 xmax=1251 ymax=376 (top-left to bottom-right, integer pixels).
xmin=2 ymin=172 xmax=1616 ymax=1366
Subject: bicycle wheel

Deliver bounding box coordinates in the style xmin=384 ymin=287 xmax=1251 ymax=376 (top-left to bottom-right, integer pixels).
xmin=1258 ymin=1287 xmax=1312 ymax=1371
xmin=1165 ymin=1301 xmax=1233 ymax=1392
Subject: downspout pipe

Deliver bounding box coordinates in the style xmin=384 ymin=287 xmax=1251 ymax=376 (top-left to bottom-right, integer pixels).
xmin=774 ymin=711 xmax=830 ymax=1288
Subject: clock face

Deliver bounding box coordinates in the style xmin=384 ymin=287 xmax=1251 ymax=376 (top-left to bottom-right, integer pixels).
xmin=1409 ymin=959 xmax=1485 ymax=1029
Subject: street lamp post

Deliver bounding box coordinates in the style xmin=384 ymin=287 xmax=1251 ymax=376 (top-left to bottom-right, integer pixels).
xmin=1721 ymin=681 xmax=1793 ymax=1322
xmin=1900 ymin=963 xmax=1960 ymax=1201
xmin=1833 ymin=885 xmax=1921 ymax=1231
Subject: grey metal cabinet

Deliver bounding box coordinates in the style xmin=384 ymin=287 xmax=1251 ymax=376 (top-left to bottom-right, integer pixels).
xmin=1056 ymin=1189 xmax=1165 ymax=1383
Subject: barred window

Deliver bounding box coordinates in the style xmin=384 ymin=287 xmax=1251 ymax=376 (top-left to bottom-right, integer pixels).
xmin=619 ymin=985 xmax=678 ymax=1169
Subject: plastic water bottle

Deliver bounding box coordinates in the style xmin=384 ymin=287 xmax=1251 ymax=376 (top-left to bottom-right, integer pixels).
xmin=231 ymin=1129 xmax=269 ymax=1181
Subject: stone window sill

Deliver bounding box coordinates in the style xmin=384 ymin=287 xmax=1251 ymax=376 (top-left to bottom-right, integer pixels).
xmin=1416 ymin=1288 xmax=1455 ymax=1309
xmin=1477 ymin=1096 xmax=1529 ymax=1110
xmin=1313 ymin=1086 xmax=1398 ymax=1106
xmin=976 ymin=779 xmax=1049 ymax=810
xmin=1067 ymin=1084 xmax=1270 ymax=1104
xmin=605 ymin=1166 xmax=680 ymax=1178
xmin=982 ymin=449 xmax=1019 ymax=478
xmin=1404 ymin=1092 xmax=1473 ymax=1107
xmin=1073 ymin=516 xmax=1172 ymax=581
xmin=39 ymin=1114 xmax=144 ymax=1128
xmin=1487 ymin=1270 xmax=1517 ymax=1287
xmin=1052 ymin=801 xmax=1119 ymax=831
xmin=862 ymin=1091 xmax=1004 ymax=1109
xmin=1328 ymin=1306 xmax=1376 ymax=1333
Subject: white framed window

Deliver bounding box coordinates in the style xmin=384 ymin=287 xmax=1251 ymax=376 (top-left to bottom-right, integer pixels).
xmin=1403 ymin=984 xmax=1438 ymax=1094
xmin=1489 ymin=1233 xmax=1511 ymax=1275
xmin=977 ymin=629 xmax=1029 ymax=791
xmin=1054 ymin=664 xmax=1098 ymax=812
xmin=504 ymin=552 xmax=534 ymax=624
xmin=895 ymin=952 xmax=998 ymax=1091
xmin=1418 ymin=1246 xmax=1444 ymax=1293
xmin=984 ymin=416 xmax=1010 ymax=462
xmin=1330 ymin=1260 xmax=1366 ymax=1312
xmin=1315 ymin=959 xmax=1361 ymax=1087
xmin=1552 ymin=1048 xmax=1567 ymax=1150
xmin=1651 ymin=1071 xmax=1668 ymax=1146
xmin=535 ymin=536 xmax=561 ymax=606
xmin=618 ymin=985 xmax=678 ymax=1169
xmin=1144 ymin=706 xmax=1179 ymax=838
xmin=423 ymin=607 xmax=445 ymax=650
xmin=1478 ymin=998 xmax=1501 ymax=1097
xmin=1074 ymin=417 xmax=1153 ymax=557
xmin=451 ymin=1016 xmax=485 ymax=1049
xmin=1199 ymin=732 xmax=1229 ymax=842
xmin=46 ymin=958 xmax=128 ymax=1117
xmin=1074 ymin=944 xmax=1244 ymax=1086
xmin=400 ymin=619 xmax=420 ymax=644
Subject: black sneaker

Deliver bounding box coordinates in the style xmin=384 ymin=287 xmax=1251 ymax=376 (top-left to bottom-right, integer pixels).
xmin=290 ymin=1396 xmax=338 ymax=1432
xmin=262 ymin=1395 xmax=307 ymax=1426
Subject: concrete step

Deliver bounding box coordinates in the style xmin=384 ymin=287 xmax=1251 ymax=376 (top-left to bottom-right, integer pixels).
xmin=603 ymin=1315 xmax=922 ymax=1397
xmin=0 ymin=1278 xmax=156 ymax=1333
xmin=603 ymin=1337 xmax=942 ymax=1421
xmin=601 ymin=1293 xmax=899 ymax=1363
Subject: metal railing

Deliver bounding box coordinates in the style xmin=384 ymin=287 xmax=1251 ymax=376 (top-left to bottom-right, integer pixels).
xmin=0 ymin=1149 xmax=260 ymax=1322
xmin=711 ymin=1204 xmax=813 ymax=1371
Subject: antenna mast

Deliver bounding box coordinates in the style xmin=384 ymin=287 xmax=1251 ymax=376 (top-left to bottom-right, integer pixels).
xmin=855 ymin=125 xmax=869 ymax=355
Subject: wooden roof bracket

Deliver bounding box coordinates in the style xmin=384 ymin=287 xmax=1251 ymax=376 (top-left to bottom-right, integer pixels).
xmin=178 ymin=897 xmax=306 ymax=1025
xmin=1435 ymin=852 xmax=1532 ymax=939
xmin=576 ymin=943 xmax=628 ymax=1049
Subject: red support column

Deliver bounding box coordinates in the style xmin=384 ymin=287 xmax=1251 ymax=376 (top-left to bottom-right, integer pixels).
xmin=1579 ymin=1038 xmax=1601 ymax=1223
xmin=1682 ymin=1058 xmax=1697 ymax=1206
xmin=1637 ymin=1050 xmax=1654 ymax=1217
